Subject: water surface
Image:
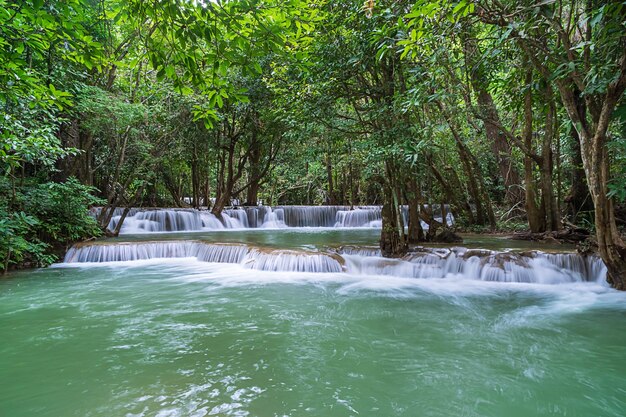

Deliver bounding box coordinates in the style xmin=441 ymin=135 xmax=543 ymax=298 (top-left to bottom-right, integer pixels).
xmin=1 ymin=230 xmax=624 ymax=417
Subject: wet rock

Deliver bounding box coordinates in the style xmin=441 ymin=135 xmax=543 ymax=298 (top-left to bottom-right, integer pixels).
xmin=432 ymin=230 xmax=463 ymax=243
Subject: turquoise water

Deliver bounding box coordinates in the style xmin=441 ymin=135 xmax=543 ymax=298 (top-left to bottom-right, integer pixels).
xmin=1 ymin=230 xmax=625 ymax=417
xmin=103 ymin=229 xmax=575 ymax=252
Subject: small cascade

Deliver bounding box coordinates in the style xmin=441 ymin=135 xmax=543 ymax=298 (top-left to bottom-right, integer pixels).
xmin=109 ymin=209 xmax=250 ymax=234
xmin=260 ymin=207 xmax=287 ymax=228
xmin=64 ymin=240 xmax=606 ymax=285
xmin=336 ymin=246 xmax=382 ymax=257
xmin=244 ymin=249 xmax=343 ymax=273
xmin=338 ymin=247 xmax=606 ymax=284
xmin=195 ymin=244 xmax=249 ymax=264
xmin=64 ymin=241 xmax=248 ymax=264
xmin=221 ymin=211 xmax=246 ymax=229
xmin=111 ymin=209 xmax=205 ymax=233
xmin=223 ymin=209 xmax=249 ymax=228
xmin=335 ymin=207 xmax=382 ymax=227
xmin=199 ymin=212 xmax=227 ymax=229
xmin=63 ymin=241 xmax=342 ymax=273
xmin=99 ymin=205 xmax=458 ymax=234
xmin=276 ymin=206 xmax=346 ymax=227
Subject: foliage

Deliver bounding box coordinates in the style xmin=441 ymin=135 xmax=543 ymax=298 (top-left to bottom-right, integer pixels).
xmin=2 ymin=0 xmax=626 ymax=271
xmin=0 ymin=107 xmax=75 ymax=173
xmin=0 ymin=177 xmax=102 ymax=272
xmin=0 ymin=209 xmax=52 ymax=272
xmin=24 ymin=178 xmax=103 ymax=244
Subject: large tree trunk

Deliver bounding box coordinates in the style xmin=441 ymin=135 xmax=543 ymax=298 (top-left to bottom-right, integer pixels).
xmin=522 ymin=80 xmax=544 ymax=232
xmin=380 ymin=197 xmax=408 ymax=257
xmin=244 ymin=147 xmax=261 ymax=206
xmin=584 ymin=138 xmax=626 ymax=289
xmin=557 ymin=65 xmax=626 ymax=289
xmin=564 ymin=97 xmax=593 ymax=221
xmin=406 ymin=178 xmax=425 ymax=243
xmin=524 ymin=156 xmax=544 ymax=232
xmin=380 ymin=161 xmax=407 ymax=257
xmin=212 ymin=148 xmax=229 ymax=216
xmin=245 ymin=180 xmax=260 ymax=206
xmin=540 ymin=97 xmax=560 ymax=232
xmin=212 ymin=192 xmax=230 ymax=217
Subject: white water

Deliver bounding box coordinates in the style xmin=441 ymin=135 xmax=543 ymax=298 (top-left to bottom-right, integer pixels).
xmin=64 ymin=241 xmax=342 ymax=274
xmin=103 ymin=205 xmax=453 ymax=234
xmin=63 ymin=241 xmax=606 ymax=285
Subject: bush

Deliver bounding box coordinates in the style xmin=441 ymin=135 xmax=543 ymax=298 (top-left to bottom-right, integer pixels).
xmin=0 ymin=177 xmax=103 ymax=272
xmin=0 ymin=210 xmax=53 ymax=272
xmin=24 ymin=178 xmax=103 ymax=245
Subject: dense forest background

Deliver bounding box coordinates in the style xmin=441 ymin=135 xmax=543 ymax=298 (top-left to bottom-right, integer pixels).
xmin=1 ymin=0 xmax=625 ymax=287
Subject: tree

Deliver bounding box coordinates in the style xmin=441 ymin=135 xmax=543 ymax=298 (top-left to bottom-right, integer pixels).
xmin=474 ymin=0 xmax=626 ymax=287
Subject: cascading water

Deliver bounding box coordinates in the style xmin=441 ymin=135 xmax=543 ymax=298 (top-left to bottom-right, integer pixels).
xmin=260 ymin=207 xmax=287 ymax=228
xmin=63 ymin=241 xmax=605 ymax=285
xmin=105 ymin=205 xmax=455 ymax=234
xmin=243 ymin=249 xmax=343 ymax=273
xmin=64 ymin=241 xmax=342 ymax=273
xmin=335 ymin=207 xmax=382 ymax=227
xmin=9 ymin=231 xmax=626 ymax=417
xmin=339 ymin=247 xmax=606 ymax=284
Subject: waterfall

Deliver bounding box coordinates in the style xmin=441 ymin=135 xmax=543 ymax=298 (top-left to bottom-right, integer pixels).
xmin=243 ymin=249 xmax=343 ymax=273
xmin=63 ymin=241 xmax=605 ymax=284
xmin=335 ymin=207 xmax=382 ymax=227
xmin=63 ymin=241 xmax=342 ymax=273
xmin=64 ymin=241 xmax=248 ymax=264
xmin=339 ymin=247 xmax=606 ymax=284
xmin=260 ymin=207 xmax=287 ymax=228
xmin=109 ymin=209 xmax=205 ymax=233
xmin=100 ymin=205 xmax=457 ymax=234
xmin=105 ymin=206 xmax=395 ymax=233
xmin=276 ymin=206 xmax=345 ymax=227
xmin=223 ymin=209 xmax=249 ymax=228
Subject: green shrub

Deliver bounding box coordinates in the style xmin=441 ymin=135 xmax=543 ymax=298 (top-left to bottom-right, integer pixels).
xmin=0 ymin=178 xmax=104 ymax=272
xmin=0 ymin=210 xmax=53 ymax=272
xmin=24 ymin=178 xmax=104 ymax=245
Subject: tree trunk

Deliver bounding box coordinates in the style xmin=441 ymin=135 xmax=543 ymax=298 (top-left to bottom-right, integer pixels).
xmin=380 ymin=197 xmax=408 ymax=257
xmin=203 ymin=179 xmax=211 ymax=208
xmin=380 ymin=161 xmax=407 ymax=257
xmin=406 ymin=178 xmax=425 ymax=243
xmin=212 ymin=148 xmax=228 ymax=216
xmin=522 ymin=82 xmax=545 ymax=233
xmin=539 ymin=98 xmax=560 ymax=231
xmin=564 ymin=100 xmax=593 ymax=222
xmin=245 ymin=180 xmax=260 ymax=206
xmin=557 ymin=68 xmax=626 ymax=289
xmin=463 ymin=32 xmax=523 ymax=207
xmin=582 ymin=132 xmax=626 ymax=290
xmin=191 ymin=156 xmax=199 ymax=209
xmin=438 ymin=99 xmax=495 ymax=228
xmin=111 ymin=207 xmax=131 ymax=237
xmin=245 ymin=147 xmax=261 ymax=206
xmin=326 ymin=153 xmax=336 ymax=205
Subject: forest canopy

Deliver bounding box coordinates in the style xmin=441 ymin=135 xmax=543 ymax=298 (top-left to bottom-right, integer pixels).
xmin=1 ymin=0 xmax=625 ymax=287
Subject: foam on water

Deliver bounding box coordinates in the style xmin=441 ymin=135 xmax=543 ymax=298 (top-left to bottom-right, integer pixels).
xmin=55 ymin=253 xmax=623 ymax=314
xmin=62 ymin=241 xmax=607 ymax=288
